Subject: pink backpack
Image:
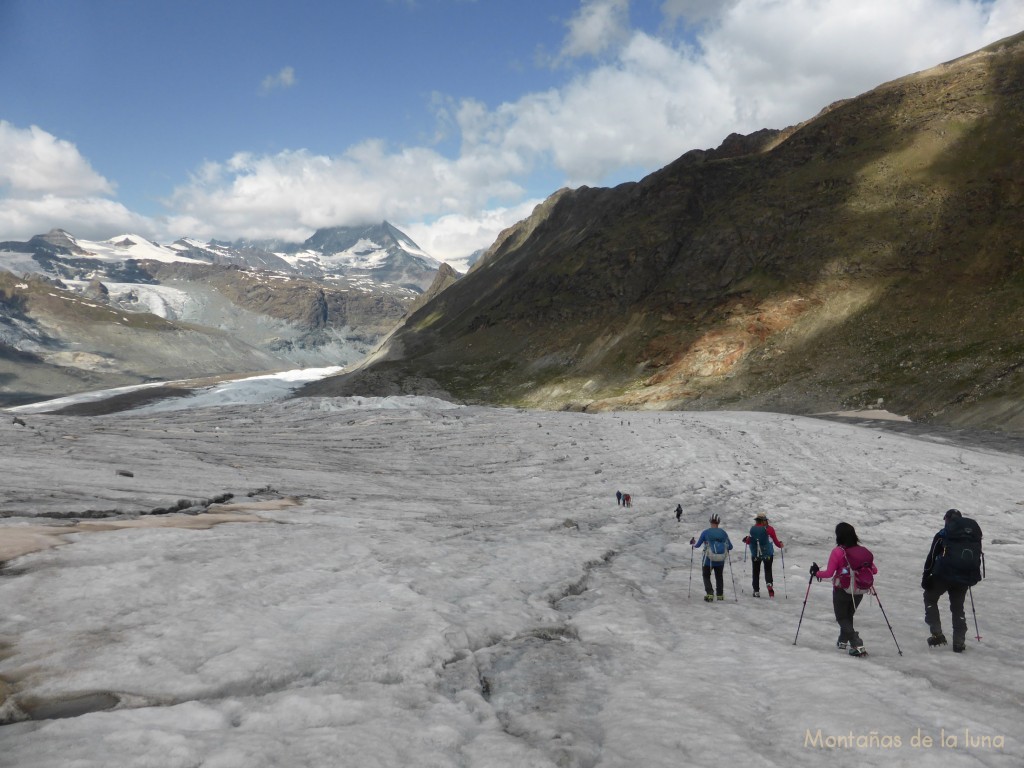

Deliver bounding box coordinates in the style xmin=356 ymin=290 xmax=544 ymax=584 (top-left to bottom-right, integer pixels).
xmin=840 ymin=545 xmax=875 ymax=594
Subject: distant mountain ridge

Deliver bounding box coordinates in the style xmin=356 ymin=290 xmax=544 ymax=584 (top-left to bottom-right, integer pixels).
xmin=226 ymin=221 xmax=443 ymax=290
xmin=1 ymin=221 xmax=442 ymax=292
xmin=0 ymin=222 xmax=449 ymax=406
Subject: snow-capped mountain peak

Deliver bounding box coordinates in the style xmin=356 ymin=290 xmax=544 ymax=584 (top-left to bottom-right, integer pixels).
xmin=76 ymin=234 xmax=205 ymax=264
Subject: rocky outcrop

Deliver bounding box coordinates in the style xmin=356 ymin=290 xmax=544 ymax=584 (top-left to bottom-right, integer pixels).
xmin=35 ymin=229 xmax=90 ymax=256
xmin=405 ymin=263 xmax=460 ymax=316
xmin=144 ymin=262 xmax=412 ymax=334
xmin=83 ymin=277 xmax=109 ymax=302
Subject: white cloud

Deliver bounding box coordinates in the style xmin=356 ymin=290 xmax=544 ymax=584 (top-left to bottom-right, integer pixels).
xmin=0 ymin=194 xmax=152 ymax=241
xmin=162 ymin=141 xmax=529 ymax=243
xmin=402 ymin=200 xmax=543 ymax=270
xmin=476 ymin=33 xmax=733 ymax=185
xmin=0 ymin=121 xmax=153 ymax=240
xmin=661 ymin=0 xmax=741 ymax=25
xmin=6 ymin=1 xmax=1021 ymax=261
xmin=460 ymin=0 xmax=1024 ymax=188
xmin=0 ymin=121 xmax=114 ymax=197
xmin=159 ymin=0 xmax=1022 ymax=258
xmin=696 ymin=0 xmax=1022 ymax=130
xmin=261 ymin=66 xmax=297 ymax=93
xmin=559 ymin=0 xmax=630 ymax=60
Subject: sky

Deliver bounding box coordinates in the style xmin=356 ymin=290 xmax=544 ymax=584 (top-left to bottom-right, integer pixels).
xmin=1 ymin=391 xmax=1022 ymax=766
xmin=1 ymin=0 xmax=1022 ymax=262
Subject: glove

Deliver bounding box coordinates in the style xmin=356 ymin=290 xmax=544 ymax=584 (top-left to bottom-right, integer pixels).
xmin=809 ymin=562 xmax=819 ymax=577
xmin=689 ymin=537 xmax=696 ymax=546
xmin=778 ymin=542 xmax=784 ymax=548
xmin=742 ymin=536 xmax=751 ymax=544
xmin=921 ymin=573 xmax=933 ymax=590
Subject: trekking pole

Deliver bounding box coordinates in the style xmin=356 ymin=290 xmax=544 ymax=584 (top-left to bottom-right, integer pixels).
xmin=969 ymin=587 xmax=982 ymax=642
xmin=727 ymin=550 xmax=739 ymax=601
xmin=793 ymin=572 xmax=815 ymax=645
xmin=687 ymin=546 xmax=694 ymax=599
xmin=780 ymin=549 xmax=789 ymax=598
xmin=870 ymin=586 xmax=903 ymax=656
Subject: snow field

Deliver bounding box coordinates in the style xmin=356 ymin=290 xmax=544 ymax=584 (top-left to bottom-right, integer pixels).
xmin=0 ymin=399 xmax=1021 ymax=767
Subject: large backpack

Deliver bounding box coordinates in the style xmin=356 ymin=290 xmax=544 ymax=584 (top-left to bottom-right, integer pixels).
xmin=706 ymin=538 xmax=728 ymax=563
xmin=749 ymin=526 xmax=773 ymax=560
xmin=840 ymin=545 xmax=875 ymax=595
xmin=932 ymin=516 xmax=984 ymax=586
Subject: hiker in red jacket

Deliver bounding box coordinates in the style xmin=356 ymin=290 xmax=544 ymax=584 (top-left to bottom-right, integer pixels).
xmin=810 ymin=522 xmax=877 ymax=657
xmin=743 ymin=514 xmax=784 ymax=597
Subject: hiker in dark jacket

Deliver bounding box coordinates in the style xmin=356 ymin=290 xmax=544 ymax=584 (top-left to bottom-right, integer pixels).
xmin=743 ymin=513 xmax=783 ymax=597
xmin=922 ymin=509 xmax=977 ymax=653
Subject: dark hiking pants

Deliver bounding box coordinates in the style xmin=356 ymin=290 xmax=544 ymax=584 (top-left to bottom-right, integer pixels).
xmin=702 ymin=564 xmax=724 ymax=596
xmin=833 ymin=589 xmax=864 ymax=646
xmin=752 ymin=556 xmax=774 ymax=592
xmin=924 ymin=579 xmax=968 ymax=645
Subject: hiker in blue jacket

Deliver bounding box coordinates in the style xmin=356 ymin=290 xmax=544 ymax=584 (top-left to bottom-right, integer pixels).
xmin=690 ymin=514 xmax=733 ymax=602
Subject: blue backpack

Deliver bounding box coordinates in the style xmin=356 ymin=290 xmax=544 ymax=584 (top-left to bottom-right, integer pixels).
xmin=705 ymin=539 xmax=728 ymax=563
xmin=748 ymin=526 xmax=773 ymax=560
xmin=932 ymin=517 xmax=984 ymax=587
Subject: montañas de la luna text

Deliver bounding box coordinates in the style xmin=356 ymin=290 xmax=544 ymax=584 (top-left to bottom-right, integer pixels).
xmin=804 ymin=728 xmax=1005 ymax=750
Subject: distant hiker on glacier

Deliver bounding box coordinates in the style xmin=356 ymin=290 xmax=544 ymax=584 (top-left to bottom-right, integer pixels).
xmin=691 ymin=514 xmax=733 ymax=602
xmin=623 ymin=493 xmax=632 ymax=508
xmin=743 ymin=514 xmax=783 ymax=597
xmin=809 ymin=522 xmax=877 ymax=657
xmin=922 ymin=509 xmax=983 ymax=653
xmin=616 ymin=490 xmax=623 ymax=506
xmin=675 ymin=503 xmax=683 ymax=522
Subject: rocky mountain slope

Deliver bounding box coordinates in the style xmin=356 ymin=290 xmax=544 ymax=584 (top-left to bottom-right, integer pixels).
xmin=301 ymin=32 xmax=1024 ymax=432
xmin=0 ymin=270 xmax=284 ymax=407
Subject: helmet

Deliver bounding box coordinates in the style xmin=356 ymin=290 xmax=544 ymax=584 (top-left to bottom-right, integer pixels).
xmin=754 ymin=514 xmax=768 ymax=523
xmin=944 ymin=508 xmax=962 ymax=521
xmin=709 ymin=513 xmax=721 ymax=524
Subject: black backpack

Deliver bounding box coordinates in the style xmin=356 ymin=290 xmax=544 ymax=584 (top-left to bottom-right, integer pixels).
xmin=932 ymin=516 xmax=984 ymax=587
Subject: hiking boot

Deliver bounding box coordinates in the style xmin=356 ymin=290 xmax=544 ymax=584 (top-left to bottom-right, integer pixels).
xmin=953 ymin=642 xmax=966 ymax=653
xmin=927 ymin=633 xmax=948 ymax=647
xmin=836 ymin=640 xmax=848 ymax=651
xmin=752 ymin=591 xmax=760 ymax=598
xmin=704 ymin=594 xmax=714 ymax=602
xmin=848 ymin=646 xmax=868 ymax=657
xmin=716 ymin=594 xmax=725 ymax=601
xmin=767 ymin=584 xmax=775 ymax=598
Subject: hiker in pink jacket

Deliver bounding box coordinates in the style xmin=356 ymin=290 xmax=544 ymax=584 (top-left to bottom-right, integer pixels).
xmin=810 ymin=522 xmax=877 ymax=657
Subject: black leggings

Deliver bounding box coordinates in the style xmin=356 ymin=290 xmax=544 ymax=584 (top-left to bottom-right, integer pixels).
xmin=752 ymin=557 xmax=774 ymax=591
xmin=833 ymin=589 xmax=864 ymax=646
